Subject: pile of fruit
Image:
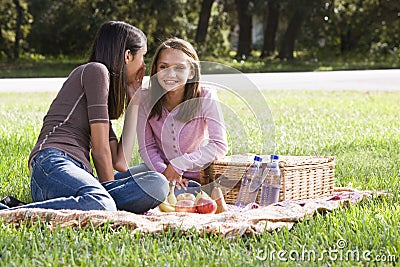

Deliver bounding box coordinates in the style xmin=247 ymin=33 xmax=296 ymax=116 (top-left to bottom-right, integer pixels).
xmin=159 ymin=185 xmax=229 ymax=214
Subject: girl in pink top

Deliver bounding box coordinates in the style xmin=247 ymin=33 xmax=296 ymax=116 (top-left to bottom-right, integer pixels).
xmin=136 ymin=38 xmax=228 ymax=193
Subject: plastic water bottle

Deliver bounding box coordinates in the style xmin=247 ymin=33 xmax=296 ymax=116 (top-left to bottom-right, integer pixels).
xmin=260 ymin=155 xmax=281 ymax=206
xmin=247 ymin=159 xmax=265 ymax=204
xmin=235 ymin=155 xmax=263 ymax=207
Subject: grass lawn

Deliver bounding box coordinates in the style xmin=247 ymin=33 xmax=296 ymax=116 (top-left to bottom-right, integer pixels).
xmin=1 ymin=54 xmax=399 ymax=78
xmin=0 ymin=90 xmax=399 ymax=266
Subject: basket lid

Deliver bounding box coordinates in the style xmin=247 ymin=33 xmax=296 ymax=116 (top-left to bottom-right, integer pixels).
xmin=212 ymin=154 xmax=335 ymax=167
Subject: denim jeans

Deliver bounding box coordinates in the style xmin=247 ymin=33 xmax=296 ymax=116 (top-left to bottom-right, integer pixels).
xmin=120 ymin=163 xmax=202 ymax=196
xmin=0 ymin=148 xmax=169 ymax=213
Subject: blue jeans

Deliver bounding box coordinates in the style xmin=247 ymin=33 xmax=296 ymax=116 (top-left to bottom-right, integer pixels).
xmin=123 ymin=163 xmax=202 ymax=196
xmin=0 ymin=149 xmax=168 ymax=213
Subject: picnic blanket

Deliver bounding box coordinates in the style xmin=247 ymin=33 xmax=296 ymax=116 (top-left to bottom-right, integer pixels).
xmin=0 ymin=187 xmax=390 ymax=237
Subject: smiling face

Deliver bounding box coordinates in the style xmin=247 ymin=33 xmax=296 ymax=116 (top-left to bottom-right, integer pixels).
xmin=155 ymin=48 xmax=195 ymax=93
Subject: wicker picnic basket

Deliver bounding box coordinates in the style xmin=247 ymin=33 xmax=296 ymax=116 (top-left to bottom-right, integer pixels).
xmin=200 ymin=154 xmax=336 ymax=204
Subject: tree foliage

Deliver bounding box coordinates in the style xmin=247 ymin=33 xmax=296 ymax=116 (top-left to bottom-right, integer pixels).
xmin=0 ymin=0 xmax=31 ymax=61
xmin=0 ymin=0 xmax=398 ymax=63
xmin=296 ymin=0 xmax=400 ymax=59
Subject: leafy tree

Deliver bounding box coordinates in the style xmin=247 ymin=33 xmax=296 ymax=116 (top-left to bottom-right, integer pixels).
xmin=202 ymin=1 xmax=231 ymax=57
xmin=1 ymin=0 xmax=398 ymax=63
xmin=277 ymin=0 xmax=318 ymax=60
xmin=27 ymin=0 xmax=201 ymax=57
xmin=298 ymin=0 xmax=400 ymax=59
xmin=27 ymin=0 xmax=122 ymax=57
xmin=134 ymin=0 xmax=200 ymax=53
xmin=0 ymin=0 xmax=31 ymax=61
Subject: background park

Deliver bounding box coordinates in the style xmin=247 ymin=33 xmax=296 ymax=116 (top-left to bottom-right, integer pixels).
xmin=0 ymin=0 xmax=399 ymax=266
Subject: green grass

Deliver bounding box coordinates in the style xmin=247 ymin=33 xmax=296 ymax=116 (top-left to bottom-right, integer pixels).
xmin=1 ymin=53 xmax=399 ymax=77
xmin=1 ymin=90 xmax=399 ymax=266
xmin=0 ymin=56 xmax=83 ymax=78
xmin=204 ymin=54 xmax=400 ymax=73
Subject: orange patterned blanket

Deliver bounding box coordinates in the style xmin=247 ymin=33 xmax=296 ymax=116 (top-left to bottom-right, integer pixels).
xmin=0 ymin=188 xmax=389 ymax=237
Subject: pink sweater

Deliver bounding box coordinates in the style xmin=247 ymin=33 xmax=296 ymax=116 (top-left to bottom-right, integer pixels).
xmin=137 ymin=86 xmax=228 ymax=181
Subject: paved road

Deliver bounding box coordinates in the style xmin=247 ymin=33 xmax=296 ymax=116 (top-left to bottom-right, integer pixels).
xmin=0 ymin=69 xmax=399 ymax=92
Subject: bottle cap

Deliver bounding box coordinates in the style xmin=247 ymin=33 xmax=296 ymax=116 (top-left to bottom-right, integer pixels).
xmin=270 ymin=154 xmax=279 ymax=161
xmin=254 ymin=155 xmax=262 ymax=162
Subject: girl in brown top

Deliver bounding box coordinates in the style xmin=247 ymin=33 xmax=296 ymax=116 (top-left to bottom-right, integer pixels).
xmin=0 ymin=21 xmax=169 ymax=213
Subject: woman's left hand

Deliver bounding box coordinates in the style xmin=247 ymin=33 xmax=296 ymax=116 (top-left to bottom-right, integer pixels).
xmin=127 ymin=65 xmax=146 ymax=102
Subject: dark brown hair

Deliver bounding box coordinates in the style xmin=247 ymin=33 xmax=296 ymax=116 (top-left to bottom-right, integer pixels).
xmin=149 ymin=37 xmax=201 ymax=122
xmin=89 ymin=21 xmax=147 ymax=120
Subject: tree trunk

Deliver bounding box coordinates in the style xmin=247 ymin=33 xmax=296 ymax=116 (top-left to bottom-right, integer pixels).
xmin=0 ymin=25 xmax=5 ymax=57
xmin=261 ymin=0 xmax=280 ymax=58
xmin=235 ymin=0 xmax=252 ymax=59
xmin=13 ymin=0 xmax=24 ymax=60
xmin=278 ymin=1 xmax=312 ymax=60
xmin=195 ymin=0 xmax=215 ymax=49
xmin=340 ymin=28 xmax=352 ymax=52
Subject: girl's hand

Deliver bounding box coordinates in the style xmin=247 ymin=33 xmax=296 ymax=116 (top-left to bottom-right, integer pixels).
xmin=162 ymin=164 xmax=188 ymax=190
xmin=127 ymin=65 xmax=146 ymax=102
xmin=178 ymin=178 xmax=189 ymax=191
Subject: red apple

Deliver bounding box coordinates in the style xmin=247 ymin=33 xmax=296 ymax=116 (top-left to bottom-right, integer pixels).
xmin=194 ymin=191 xmax=211 ymax=204
xmin=196 ymin=197 xmax=217 ymax=214
xmin=176 ymin=192 xmax=196 ymax=202
xmin=175 ymin=199 xmax=197 ymax=213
